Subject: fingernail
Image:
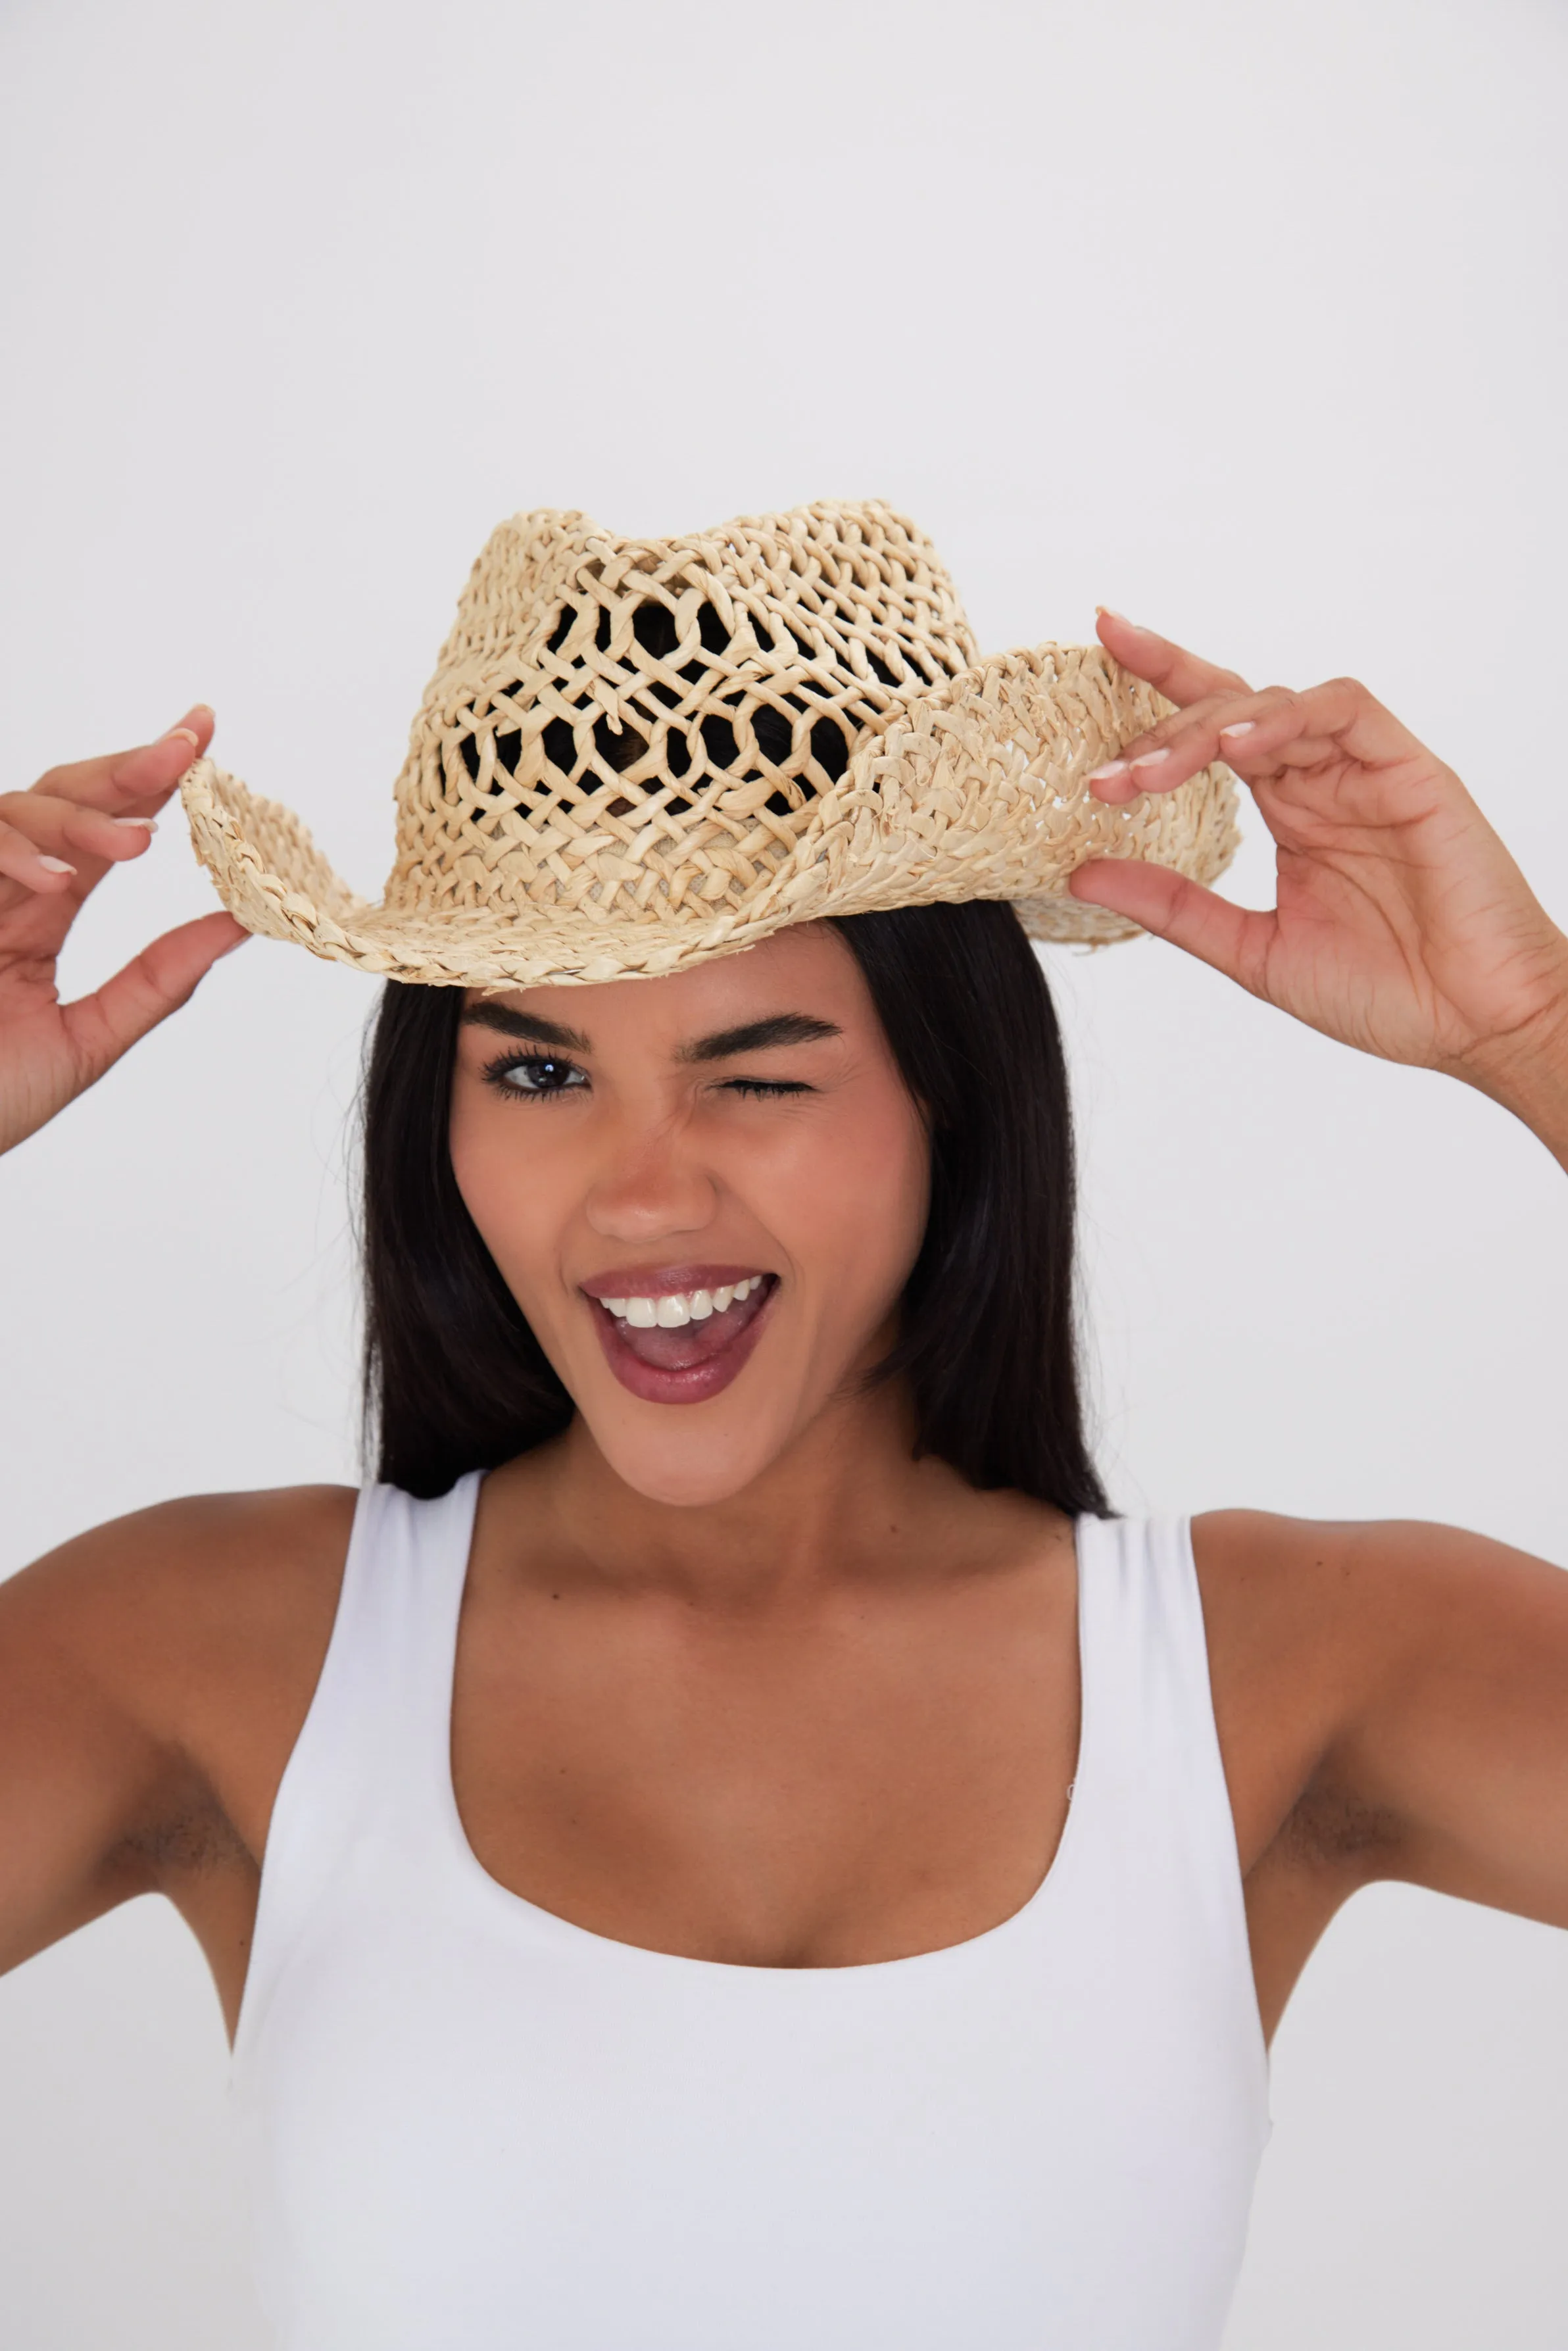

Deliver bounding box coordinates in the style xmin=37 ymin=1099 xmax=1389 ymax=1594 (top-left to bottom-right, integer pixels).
xmin=39 ymin=855 xmax=76 ymax=875
xmin=1219 ymin=720 xmax=1256 ymax=740
xmin=1095 ymin=606 xmax=1129 ymax=623
xmin=1130 ymin=747 xmax=1171 ymax=769
xmin=114 ymin=816 xmax=159 ymax=831
xmin=164 ymin=727 xmax=201 ymax=751
xmin=1086 ymin=759 xmax=1128 ymax=783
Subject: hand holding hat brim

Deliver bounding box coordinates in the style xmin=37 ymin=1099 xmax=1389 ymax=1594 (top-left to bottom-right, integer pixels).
xmin=1070 ymin=613 xmax=1568 ymax=1090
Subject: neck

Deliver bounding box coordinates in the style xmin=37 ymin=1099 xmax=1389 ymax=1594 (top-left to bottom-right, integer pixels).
xmin=492 ymin=1377 xmax=980 ymax=1614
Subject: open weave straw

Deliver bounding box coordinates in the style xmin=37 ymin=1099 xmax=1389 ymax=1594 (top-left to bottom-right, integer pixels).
xmin=182 ymin=501 xmax=1240 ymax=989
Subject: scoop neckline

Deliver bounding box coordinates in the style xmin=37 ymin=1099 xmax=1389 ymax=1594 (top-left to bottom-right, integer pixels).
xmin=435 ymin=1493 xmax=1092 ymax=1981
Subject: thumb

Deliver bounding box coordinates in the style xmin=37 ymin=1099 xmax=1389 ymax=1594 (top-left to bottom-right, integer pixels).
xmin=1068 ymin=856 xmax=1274 ymax=993
xmin=59 ymin=910 xmax=251 ymax=1083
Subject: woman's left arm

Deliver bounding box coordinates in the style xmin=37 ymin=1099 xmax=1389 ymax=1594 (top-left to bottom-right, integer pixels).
xmin=1071 ymin=613 xmax=1568 ymax=1169
xmin=1076 ymin=620 xmax=1568 ymax=1921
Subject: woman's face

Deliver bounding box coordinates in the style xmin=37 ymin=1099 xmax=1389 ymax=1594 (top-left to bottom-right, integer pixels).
xmin=448 ymin=922 xmax=931 ymax=1506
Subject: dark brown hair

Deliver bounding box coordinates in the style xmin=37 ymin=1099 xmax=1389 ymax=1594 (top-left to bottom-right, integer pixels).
xmin=360 ymin=900 xmax=1108 ymax=1516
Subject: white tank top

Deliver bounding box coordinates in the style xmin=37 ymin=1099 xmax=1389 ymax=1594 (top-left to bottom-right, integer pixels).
xmin=230 ymin=1477 xmax=1270 ymax=2350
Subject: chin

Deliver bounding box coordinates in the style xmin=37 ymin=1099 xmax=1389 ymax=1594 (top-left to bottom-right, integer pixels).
xmin=588 ymin=1412 xmax=796 ymax=1510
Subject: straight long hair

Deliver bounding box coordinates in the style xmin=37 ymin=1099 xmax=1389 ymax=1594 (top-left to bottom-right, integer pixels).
xmin=360 ymin=901 xmax=1109 ymax=1516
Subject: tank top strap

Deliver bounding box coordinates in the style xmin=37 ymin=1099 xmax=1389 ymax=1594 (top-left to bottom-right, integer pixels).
xmin=316 ymin=1473 xmax=483 ymax=1814
xmin=1072 ymin=1514 xmax=1216 ymax=1767
xmin=1067 ymin=1514 xmax=1258 ymax=1975
xmin=232 ymin=1473 xmax=483 ymax=2072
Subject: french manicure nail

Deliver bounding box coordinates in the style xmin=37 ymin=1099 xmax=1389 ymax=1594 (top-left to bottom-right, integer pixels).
xmin=1086 ymin=758 xmax=1128 ymax=781
xmin=39 ymin=855 xmax=76 ymax=875
xmin=114 ymin=816 xmax=159 ymax=831
xmin=164 ymin=727 xmax=201 ymax=750
xmin=1130 ymin=747 xmax=1171 ymax=769
xmin=1219 ymin=720 xmax=1256 ymax=739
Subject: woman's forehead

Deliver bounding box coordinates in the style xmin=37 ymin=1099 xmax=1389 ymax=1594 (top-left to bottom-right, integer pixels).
xmin=463 ymin=922 xmax=868 ymax=1039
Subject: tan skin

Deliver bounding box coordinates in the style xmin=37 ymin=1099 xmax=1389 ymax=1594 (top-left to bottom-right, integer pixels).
xmin=2 ymin=620 xmax=1568 ymax=2069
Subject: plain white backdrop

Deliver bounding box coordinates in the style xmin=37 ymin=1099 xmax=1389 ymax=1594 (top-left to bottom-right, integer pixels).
xmin=1 ymin=0 xmax=1565 ymax=2340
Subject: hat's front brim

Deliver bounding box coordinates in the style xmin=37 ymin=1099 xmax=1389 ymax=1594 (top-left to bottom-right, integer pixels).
xmin=180 ymin=645 xmax=1241 ymax=989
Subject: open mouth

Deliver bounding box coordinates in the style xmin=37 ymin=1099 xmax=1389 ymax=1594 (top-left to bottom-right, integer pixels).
xmin=582 ymin=1272 xmax=777 ymax=1404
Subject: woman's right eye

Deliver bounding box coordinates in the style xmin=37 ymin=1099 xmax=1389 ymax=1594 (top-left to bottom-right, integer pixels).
xmin=483 ymin=1052 xmax=589 ymax=1099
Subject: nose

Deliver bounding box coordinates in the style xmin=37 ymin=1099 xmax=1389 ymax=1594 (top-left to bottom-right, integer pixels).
xmin=583 ymin=1117 xmax=720 ymax=1245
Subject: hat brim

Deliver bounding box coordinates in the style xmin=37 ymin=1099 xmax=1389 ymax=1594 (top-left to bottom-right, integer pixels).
xmin=181 ymin=645 xmax=1241 ymax=989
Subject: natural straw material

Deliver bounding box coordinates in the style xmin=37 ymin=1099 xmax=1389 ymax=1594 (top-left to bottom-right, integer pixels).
xmin=182 ymin=501 xmax=1240 ymax=989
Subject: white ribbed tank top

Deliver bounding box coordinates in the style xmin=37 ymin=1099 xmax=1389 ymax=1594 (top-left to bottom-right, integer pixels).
xmin=230 ymin=1478 xmax=1270 ymax=2350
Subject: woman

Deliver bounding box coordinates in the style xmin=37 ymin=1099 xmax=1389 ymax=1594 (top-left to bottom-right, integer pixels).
xmin=1 ymin=501 xmax=1565 ymax=2350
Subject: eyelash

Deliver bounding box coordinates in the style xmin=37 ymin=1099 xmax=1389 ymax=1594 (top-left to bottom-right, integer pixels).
xmin=479 ymin=1052 xmax=812 ymax=1103
xmin=481 ymin=1053 xmax=586 ymax=1101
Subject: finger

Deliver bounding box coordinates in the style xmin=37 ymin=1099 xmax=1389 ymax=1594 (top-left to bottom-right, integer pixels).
xmin=1067 ymin=856 xmax=1276 ymax=995
xmin=58 ymin=910 xmax=250 ymax=1085
xmin=1094 ymin=611 xmax=1250 ymax=712
xmin=30 ymin=705 xmax=215 ymax=818
xmin=0 ymin=796 xmax=159 ymax=893
xmin=1086 ymin=690 xmax=1245 ymax=804
xmin=1204 ymin=676 xmax=1427 ymax=779
xmin=0 ymin=816 xmax=80 ymax=894
xmin=1090 ymin=674 xmax=1429 ymax=806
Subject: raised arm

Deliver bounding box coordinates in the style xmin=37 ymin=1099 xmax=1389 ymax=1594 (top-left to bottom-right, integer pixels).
xmin=1076 ymin=622 xmax=1568 ymax=1968
xmin=0 ymin=712 xmax=264 ymax=1987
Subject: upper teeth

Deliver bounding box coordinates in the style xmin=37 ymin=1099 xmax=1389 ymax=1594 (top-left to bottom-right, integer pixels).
xmin=599 ymin=1277 xmax=764 ymax=1327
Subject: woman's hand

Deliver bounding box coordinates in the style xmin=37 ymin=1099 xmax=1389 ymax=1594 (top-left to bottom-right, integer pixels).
xmin=1070 ymin=613 xmax=1568 ymax=1143
xmin=0 ymin=708 xmax=248 ymax=1156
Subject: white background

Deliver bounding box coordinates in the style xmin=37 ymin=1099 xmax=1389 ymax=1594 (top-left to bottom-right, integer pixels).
xmin=2 ymin=0 xmax=1566 ymax=2341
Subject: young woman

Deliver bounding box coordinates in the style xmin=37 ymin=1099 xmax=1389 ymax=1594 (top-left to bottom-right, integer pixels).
xmin=2 ymin=515 xmax=1566 ymax=2349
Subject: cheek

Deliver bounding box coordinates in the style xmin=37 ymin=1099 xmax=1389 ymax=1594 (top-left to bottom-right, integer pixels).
xmin=447 ymin=1095 xmax=564 ymax=1299
xmin=751 ymin=1091 xmax=930 ymax=1318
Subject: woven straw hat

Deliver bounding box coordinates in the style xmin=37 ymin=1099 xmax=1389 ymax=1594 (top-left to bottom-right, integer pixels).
xmin=181 ymin=499 xmax=1240 ymax=989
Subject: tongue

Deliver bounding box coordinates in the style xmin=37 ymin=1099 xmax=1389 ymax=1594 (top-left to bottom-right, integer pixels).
xmin=616 ymin=1285 xmax=768 ymax=1371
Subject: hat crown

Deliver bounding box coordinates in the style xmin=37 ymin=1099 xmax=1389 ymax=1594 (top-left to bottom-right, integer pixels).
xmin=385 ymin=501 xmax=979 ymax=922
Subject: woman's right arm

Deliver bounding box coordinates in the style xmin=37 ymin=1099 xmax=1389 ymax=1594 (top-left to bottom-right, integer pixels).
xmin=0 ymin=711 xmax=262 ymax=1976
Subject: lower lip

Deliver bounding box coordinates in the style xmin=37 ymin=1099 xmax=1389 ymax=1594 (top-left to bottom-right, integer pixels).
xmin=589 ymin=1284 xmax=776 ymax=1406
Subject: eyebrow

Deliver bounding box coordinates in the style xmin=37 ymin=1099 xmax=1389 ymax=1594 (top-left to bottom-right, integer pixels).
xmin=462 ymin=1003 xmax=593 ymax=1052
xmin=677 ymin=1013 xmax=842 ymax=1063
xmin=461 ymin=1003 xmax=841 ymax=1061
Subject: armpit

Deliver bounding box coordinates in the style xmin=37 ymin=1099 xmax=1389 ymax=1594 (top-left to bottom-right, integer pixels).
xmin=1280 ymin=1777 xmax=1405 ymax=1876
xmin=107 ymin=1782 xmax=252 ymax=1888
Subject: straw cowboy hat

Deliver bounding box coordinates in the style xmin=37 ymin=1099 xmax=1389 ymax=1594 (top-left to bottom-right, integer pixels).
xmin=181 ymin=499 xmax=1240 ymax=990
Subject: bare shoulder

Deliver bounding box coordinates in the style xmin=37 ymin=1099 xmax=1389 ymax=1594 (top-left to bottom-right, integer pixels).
xmin=1189 ymin=1508 xmax=1568 ymax=1862
xmin=1189 ymin=1511 xmax=1568 ymax=2028
xmin=1190 ymin=1506 xmax=1567 ymax=1691
xmin=0 ymin=1485 xmax=358 ymax=1981
xmin=1 ymin=1483 xmax=356 ymax=1771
